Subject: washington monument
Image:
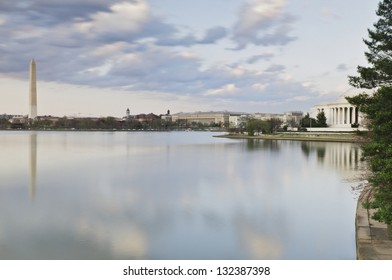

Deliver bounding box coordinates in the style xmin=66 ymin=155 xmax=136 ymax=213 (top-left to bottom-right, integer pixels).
xmin=29 ymin=59 xmax=37 ymax=119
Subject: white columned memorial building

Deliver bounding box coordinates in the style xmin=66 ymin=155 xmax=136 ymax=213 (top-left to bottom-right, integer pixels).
xmin=311 ymin=94 xmax=366 ymax=131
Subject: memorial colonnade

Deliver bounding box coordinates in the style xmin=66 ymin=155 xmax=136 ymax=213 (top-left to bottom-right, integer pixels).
xmin=317 ymin=106 xmax=359 ymax=126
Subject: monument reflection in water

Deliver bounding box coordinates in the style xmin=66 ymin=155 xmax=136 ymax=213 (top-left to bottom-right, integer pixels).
xmin=29 ymin=133 xmax=37 ymax=199
xmin=0 ymin=131 xmax=364 ymax=259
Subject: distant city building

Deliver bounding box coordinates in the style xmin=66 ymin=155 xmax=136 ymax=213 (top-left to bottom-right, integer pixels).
xmin=9 ymin=115 xmax=28 ymax=124
xmin=122 ymin=108 xmax=134 ymax=121
xmin=36 ymin=115 xmax=61 ymax=123
xmin=135 ymin=113 xmax=160 ymax=122
xmin=251 ymin=112 xmax=282 ymax=121
xmin=228 ymin=114 xmax=248 ymax=128
xmin=171 ymin=112 xmax=230 ymax=126
xmin=1 ymin=114 xmax=17 ymax=120
xmin=249 ymin=111 xmax=303 ymax=128
xmin=161 ymin=109 xmax=172 ymax=122
xmin=283 ymin=111 xmax=304 ymax=126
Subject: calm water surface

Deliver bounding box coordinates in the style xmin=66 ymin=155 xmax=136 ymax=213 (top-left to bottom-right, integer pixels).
xmin=0 ymin=131 xmax=363 ymax=259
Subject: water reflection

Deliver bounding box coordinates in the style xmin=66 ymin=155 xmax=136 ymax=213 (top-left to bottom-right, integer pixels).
xmin=301 ymin=141 xmax=327 ymax=161
xmin=300 ymin=141 xmax=362 ymax=181
xmin=240 ymin=223 xmax=282 ymax=259
xmin=29 ymin=133 xmax=37 ymax=199
xmin=246 ymin=139 xmax=280 ymax=151
xmin=0 ymin=132 xmax=363 ymax=259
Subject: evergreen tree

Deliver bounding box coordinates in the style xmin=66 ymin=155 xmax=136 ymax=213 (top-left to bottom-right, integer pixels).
xmin=300 ymin=113 xmax=317 ymax=128
xmin=316 ymin=111 xmax=327 ymax=127
xmin=347 ymin=0 xmax=392 ymax=224
xmin=348 ymin=0 xmax=392 ymax=88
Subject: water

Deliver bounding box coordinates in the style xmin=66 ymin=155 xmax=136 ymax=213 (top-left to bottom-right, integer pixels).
xmin=0 ymin=131 xmax=363 ymax=259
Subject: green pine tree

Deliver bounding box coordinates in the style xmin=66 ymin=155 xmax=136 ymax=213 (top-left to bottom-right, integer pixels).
xmin=316 ymin=111 xmax=327 ymax=127
xmin=347 ymin=0 xmax=392 ymax=224
xmin=348 ymin=0 xmax=392 ymax=88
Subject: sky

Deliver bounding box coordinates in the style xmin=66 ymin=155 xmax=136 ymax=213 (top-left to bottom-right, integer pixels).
xmin=0 ymin=0 xmax=381 ymax=117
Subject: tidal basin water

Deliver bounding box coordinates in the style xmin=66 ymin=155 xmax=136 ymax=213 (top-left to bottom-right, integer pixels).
xmin=0 ymin=131 xmax=364 ymax=259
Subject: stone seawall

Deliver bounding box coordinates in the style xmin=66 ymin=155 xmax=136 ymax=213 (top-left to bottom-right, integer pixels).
xmin=356 ymin=187 xmax=392 ymax=259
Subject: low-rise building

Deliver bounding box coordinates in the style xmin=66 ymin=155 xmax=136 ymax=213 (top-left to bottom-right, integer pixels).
xmin=228 ymin=114 xmax=248 ymax=128
xmin=283 ymin=111 xmax=304 ymax=127
xmin=171 ymin=112 xmax=230 ymax=126
xmin=9 ymin=115 xmax=28 ymax=124
xmin=36 ymin=115 xmax=61 ymax=123
xmin=252 ymin=113 xmax=283 ymax=121
xmin=160 ymin=110 xmax=172 ymax=122
xmin=0 ymin=114 xmax=15 ymax=120
xmin=249 ymin=111 xmax=303 ymax=128
xmin=135 ymin=113 xmax=160 ymax=122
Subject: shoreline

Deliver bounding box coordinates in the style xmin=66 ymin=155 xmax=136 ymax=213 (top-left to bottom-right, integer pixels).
xmin=214 ymin=133 xmax=366 ymax=143
xmin=356 ymin=186 xmax=392 ymax=259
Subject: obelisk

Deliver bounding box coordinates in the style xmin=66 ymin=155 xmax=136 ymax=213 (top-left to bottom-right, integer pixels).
xmin=29 ymin=59 xmax=37 ymax=119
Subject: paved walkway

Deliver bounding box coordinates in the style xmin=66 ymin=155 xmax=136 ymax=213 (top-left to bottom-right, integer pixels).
xmin=356 ymin=187 xmax=392 ymax=259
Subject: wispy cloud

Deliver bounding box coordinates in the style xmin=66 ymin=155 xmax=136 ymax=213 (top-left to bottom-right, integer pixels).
xmin=231 ymin=0 xmax=297 ymax=50
xmin=321 ymin=7 xmax=341 ymax=20
xmin=204 ymin=84 xmax=238 ymax=96
xmin=336 ymin=63 xmax=348 ymax=72
xmin=198 ymin=26 xmax=228 ymax=44
xmin=247 ymin=53 xmax=275 ymax=64
xmin=265 ymin=64 xmax=286 ymax=73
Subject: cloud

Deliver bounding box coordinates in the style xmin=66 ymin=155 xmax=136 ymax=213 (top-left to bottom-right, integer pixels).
xmin=204 ymin=84 xmax=238 ymax=96
xmin=265 ymin=64 xmax=286 ymax=73
xmin=232 ymin=0 xmax=297 ymax=49
xmin=0 ymin=0 xmax=220 ymax=49
xmin=155 ymin=26 xmax=228 ymax=47
xmin=0 ymin=15 xmax=6 ymax=26
xmin=247 ymin=53 xmax=274 ymax=64
xmin=0 ymin=0 xmax=110 ymax=26
xmin=252 ymin=83 xmax=268 ymax=91
xmin=96 ymin=44 xmax=208 ymax=92
xmin=75 ymin=1 xmax=149 ymax=37
xmin=0 ymin=1 xmax=201 ymax=73
xmin=336 ymin=63 xmax=348 ymax=72
xmin=0 ymin=0 xmax=323 ymax=114
xmin=321 ymin=7 xmax=340 ymax=20
xmin=155 ymin=34 xmax=197 ymax=47
xmin=198 ymin=26 xmax=228 ymax=44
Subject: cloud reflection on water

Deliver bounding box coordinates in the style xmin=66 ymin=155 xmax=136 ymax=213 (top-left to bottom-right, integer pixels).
xmin=0 ymin=131 xmax=363 ymax=259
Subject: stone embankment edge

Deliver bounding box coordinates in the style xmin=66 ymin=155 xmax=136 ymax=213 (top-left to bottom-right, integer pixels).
xmin=356 ymin=186 xmax=374 ymax=259
xmin=356 ymin=186 xmax=392 ymax=260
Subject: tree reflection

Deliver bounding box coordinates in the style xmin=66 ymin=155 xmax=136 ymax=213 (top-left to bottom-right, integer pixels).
xmin=246 ymin=139 xmax=280 ymax=152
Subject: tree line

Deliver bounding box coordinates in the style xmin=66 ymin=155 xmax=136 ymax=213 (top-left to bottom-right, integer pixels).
xmin=299 ymin=111 xmax=327 ymax=128
xmin=242 ymin=110 xmax=327 ymax=136
xmin=0 ymin=117 xmax=227 ymax=131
